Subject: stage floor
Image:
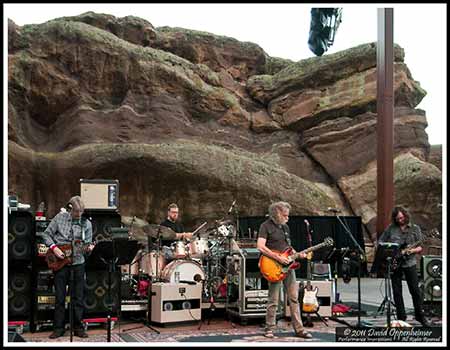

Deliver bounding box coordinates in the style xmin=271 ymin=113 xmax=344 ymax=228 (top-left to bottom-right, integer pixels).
xmin=13 ymin=278 xmax=444 ymax=343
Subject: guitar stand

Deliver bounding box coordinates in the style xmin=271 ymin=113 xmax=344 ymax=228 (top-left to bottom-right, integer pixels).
xmin=306 ymin=311 xmax=329 ymax=327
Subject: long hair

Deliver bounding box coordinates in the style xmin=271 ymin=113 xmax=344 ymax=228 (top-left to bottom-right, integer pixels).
xmin=391 ymin=206 xmax=410 ymax=226
xmin=268 ymin=201 xmax=291 ymax=223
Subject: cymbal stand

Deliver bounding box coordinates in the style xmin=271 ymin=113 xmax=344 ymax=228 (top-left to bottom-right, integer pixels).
xmin=146 ymin=229 xmax=161 ymax=334
xmin=198 ymin=254 xmax=216 ymax=330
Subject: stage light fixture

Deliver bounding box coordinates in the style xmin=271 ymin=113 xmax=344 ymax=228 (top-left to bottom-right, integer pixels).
xmin=308 ymin=8 xmax=343 ymax=56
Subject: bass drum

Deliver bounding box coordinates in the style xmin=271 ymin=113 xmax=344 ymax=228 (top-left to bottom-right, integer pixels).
xmin=161 ymin=260 xmax=205 ymax=283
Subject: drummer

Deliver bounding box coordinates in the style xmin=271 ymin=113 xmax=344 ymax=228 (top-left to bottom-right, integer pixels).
xmin=160 ymin=203 xmax=194 ymax=247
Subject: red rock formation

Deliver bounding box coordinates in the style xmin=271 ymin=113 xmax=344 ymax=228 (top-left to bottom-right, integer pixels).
xmin=7 ymin=14 xmax=441 ymax=243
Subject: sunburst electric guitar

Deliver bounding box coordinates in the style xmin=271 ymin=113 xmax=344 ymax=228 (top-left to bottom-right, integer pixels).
xmin=259 ymin=237 xmax=334 ymax=283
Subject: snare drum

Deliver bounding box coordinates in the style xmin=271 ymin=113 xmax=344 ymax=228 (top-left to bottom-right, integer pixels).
xmin=189 ymin=237 xmax=210 ymax=259
xmin=161 ymin=259 xmax=205 ymax=283
xmin=171 ymin=241 xmax=188 ymax=259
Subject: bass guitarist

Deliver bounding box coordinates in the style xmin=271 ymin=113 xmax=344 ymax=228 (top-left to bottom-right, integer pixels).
xmin=257 ymin=201 xmax=312 ymax=339
xmin=41 ymin=196 xmax=94 ymax=339
xmin=378 ymin=206 xmax=430 ymax=327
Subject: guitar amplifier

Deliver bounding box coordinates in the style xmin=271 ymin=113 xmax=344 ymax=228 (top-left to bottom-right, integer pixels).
xmin=284 ymin=280 xmax=333 ymax=318
xmin=150 ymin=283 xmax=201 ymax=324
xmin=80 ymin=179 xmax=119 ymax=211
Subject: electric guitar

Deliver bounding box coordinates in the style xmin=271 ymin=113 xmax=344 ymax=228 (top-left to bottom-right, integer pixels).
xmin=46 ymin=240 xmax=95 ymax=272
xmin=391 ymin=237 xmax=424 ymax=271
xmin=302 ymin=226 xmax=319 ymax=316
xmin=259 ymin=237 xmax=334 ymax=283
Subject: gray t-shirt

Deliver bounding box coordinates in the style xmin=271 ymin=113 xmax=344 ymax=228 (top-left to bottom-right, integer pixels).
xmin=378 ymin=222 xmax=423 ymax=268
xmin=258 ymin=218 xmax=291 ymax=252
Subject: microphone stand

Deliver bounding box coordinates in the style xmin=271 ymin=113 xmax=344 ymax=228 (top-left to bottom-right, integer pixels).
xmin=68 ymin=222 xmax=77 ymax=343
xmin=145 ymin=230 xmax=160 ymax=334
xmin=334 ymin=214 xmax=366 ymax=328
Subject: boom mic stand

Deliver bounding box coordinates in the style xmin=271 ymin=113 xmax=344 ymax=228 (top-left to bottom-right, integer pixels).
xmin=68 ymin=238 xmax=75 ymax=343
xmin=335 ymin=214 xmax=367 ymax=328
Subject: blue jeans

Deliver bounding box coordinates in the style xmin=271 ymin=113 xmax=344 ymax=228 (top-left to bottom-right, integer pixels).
xmin=266 ymin=269 xmax=304 ymax=333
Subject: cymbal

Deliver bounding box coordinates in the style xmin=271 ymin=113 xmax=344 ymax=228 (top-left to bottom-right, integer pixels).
xmin=122 ymin=216 xmax=149 ymax=228
xmin=143 ymin=224 xmax=177 ymax=240
xmin=215 ymin=219 xmax=234 ymax=226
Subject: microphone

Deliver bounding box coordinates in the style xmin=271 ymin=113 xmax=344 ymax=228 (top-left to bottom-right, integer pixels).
xmin=304 ymin=219 xmax=310 ymax=227
xmin=327 ymin=207 xmax=341 ymax=213
xmin=228 ymin=200 xmax=237 ymax=215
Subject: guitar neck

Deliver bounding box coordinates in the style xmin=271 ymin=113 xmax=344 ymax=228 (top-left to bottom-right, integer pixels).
xmin=298 ymin=243 xmax=327 ymax=257
xmin=306 ymin=258 xmax=312 ymax=280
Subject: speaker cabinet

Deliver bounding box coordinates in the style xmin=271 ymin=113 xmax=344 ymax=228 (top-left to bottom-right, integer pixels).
xmin=8 ymin=269 xmax=32 ymax=320
xmin=421 ymin=255 xmax=442 ymax=302
xmin=83 ymin=211 xmax=122 ymax=243
xmin=84 ymin=270 xmax=120 ymax=317
xmin=285 ymin=280 xmax=333 ymax=318
xmin=150 ymin=283 xmax=202 ymax=324
xmin=311 ymin=263 xmax=332 ymax=280
xmin=8 ymin=212 xmax=34 ymax=262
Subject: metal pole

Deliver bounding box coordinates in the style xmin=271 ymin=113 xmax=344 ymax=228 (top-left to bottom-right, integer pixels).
xmin=376 ymin=8 xmax=394 ymax=238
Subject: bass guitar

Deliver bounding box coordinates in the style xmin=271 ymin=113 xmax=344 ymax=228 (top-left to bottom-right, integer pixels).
xmin=46 ymin=240 xmax=94 ymax=272
xmin=259 ymin=237 xmax=334 ymax=283
xmin=391 ymin=237 xmax=424 ymax=271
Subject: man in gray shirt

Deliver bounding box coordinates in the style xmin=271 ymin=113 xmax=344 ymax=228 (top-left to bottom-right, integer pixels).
xmin=41 ymin=196 xmax=94 ymax=338
xmin=378 ymin=206 xmax=430 ymax=327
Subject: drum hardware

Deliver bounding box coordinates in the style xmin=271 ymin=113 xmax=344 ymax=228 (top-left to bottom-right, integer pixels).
xmin=121 ymin=224 xmax=170 ymax=334
xmin=191 ymin=221 xmax=208 ymax=237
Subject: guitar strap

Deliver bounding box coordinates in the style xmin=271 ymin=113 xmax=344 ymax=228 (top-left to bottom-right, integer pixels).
xmin=281 ymin=225 xmax=291 ymax=246
xmin=81 ymin=221 xmax=85 ymax=241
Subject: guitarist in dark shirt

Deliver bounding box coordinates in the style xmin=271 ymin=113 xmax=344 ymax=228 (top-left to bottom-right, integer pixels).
xmin=378 ymin=206 xmax=430 ymax=327
xmin=257 ymin=201 xmax=312 ymax=339
xmin=41 ymin=196 xmax=94 ymax=338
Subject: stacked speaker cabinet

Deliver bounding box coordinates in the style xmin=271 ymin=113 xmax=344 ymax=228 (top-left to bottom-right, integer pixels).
xmin=8 ymin=209 xmax=35 ymax=323
xmin=8 ymin=269 xmax=33 ymax=321
xmin=84 ymin=270 xmax=121 ymax=317
xmin=421 ymin=255 xmax=442 ymax=302
xmin=8 ymin=211 xmax=34 ymax=263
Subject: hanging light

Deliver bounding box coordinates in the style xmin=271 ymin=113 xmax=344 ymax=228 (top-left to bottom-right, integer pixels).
xmin=308 ymin=8 xmax=343 ymax=56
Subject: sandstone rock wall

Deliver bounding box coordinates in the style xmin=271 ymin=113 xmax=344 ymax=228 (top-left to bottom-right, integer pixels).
xmin=8 ymin=13 xmax=442 ymax=243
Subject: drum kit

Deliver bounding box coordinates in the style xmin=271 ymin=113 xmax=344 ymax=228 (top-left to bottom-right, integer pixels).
xmin=121 ymin=219 xmax=237 ymax=301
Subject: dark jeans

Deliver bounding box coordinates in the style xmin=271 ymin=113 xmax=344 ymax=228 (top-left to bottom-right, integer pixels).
xmin=391 ymin=264 xmax=425 ymax=321
xmin=53 ymin=264 xmax=86 ymax=330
